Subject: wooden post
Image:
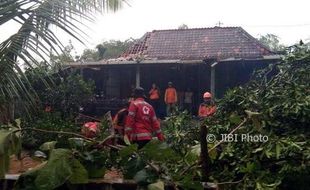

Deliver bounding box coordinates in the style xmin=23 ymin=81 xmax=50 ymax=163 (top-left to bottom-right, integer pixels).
xmin=80 ymin=67 xmax=84 ymax=76
xmin=200 ymin=124 xmax=211 ymax=182
xmin=136 ymin=64 xmax=140 ymax=87
xmin=210 ymin=62 xmax=218 ymax=99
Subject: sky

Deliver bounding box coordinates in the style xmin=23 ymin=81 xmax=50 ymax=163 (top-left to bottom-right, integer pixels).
xmin=1 ymin=0 xmax=310 ymax=55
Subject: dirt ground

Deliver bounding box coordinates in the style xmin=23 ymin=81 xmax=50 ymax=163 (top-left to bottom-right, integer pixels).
xmin=8 ymin=152 xmax=42 ymax=174
xmin=8 ymin=151 xmax=123 ymax=181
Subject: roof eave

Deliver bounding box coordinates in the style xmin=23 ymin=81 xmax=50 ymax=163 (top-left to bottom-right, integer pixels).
xmin=218 ymin=55 xmax=282 ymax=62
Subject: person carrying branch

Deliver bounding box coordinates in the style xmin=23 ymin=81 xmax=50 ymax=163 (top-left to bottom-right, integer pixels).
xmin=125 ymin=87 xmax=165 ymax=149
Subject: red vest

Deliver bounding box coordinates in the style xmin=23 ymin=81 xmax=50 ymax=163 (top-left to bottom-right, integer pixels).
xmin=149 ymin=88 xmax=160 ymax=100
xmin=125 ymin=98 xmax=163 ymax=141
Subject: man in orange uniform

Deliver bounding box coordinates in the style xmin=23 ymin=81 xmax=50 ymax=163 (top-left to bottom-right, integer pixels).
xmin=125 ymin=87 xmax=165 ymax=148
xmin=149 ymin=83 xmax=160 ymax=115
xmin=164 ymin=82 xmax=177 ymax=116
xmin=198 ymin=92 xmax=216 ymax=118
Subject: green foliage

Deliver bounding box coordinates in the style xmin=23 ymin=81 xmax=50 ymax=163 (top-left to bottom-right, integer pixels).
xmin=56 ymin=73 xmax=95 ymax=116
xmin=163 ymin=111 xmax=200 ymax=156
xmin=23 ymin=69 xmax=95 ymax=118
xmin=141 ymin=140 xmax=178 ymax=162
xmin=21 ymin=112 xmax=79 ymax=149
xmin=0 ymin=0 xmax=123 ymax=116
xmin=178 ymin=24 xmax=189 ymax=29
xmin=80 ymin=39 xmax=136 ymax=61
xmin=258 ymin=33 xmax=285 ymax=52
xmin=49 ymin=41 xmax=76 ymax=72
xmin=77 ymin=150 xmax=109 ymax=178
xmin=205 ymin=44 xmax=310 ymax=189
xmin=15 ymin=149 xmax=88 ymax=190
xmin=119 ymin=139 xmax=202 ymax=189
xmin=177 ymin=174 xmax=203 ymax=190
xmin=0 ymin=127 xmax=21 ymax=178
xmin=147 ymin=180 xmax=165 ymax=190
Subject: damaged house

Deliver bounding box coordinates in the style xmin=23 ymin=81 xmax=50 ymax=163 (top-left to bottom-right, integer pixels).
xmin=66 ymin=27 xmax=280 ymax=116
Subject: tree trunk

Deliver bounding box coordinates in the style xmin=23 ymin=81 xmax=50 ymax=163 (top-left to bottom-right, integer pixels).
xmin=200 ymin=124 xmax=211 ymax=182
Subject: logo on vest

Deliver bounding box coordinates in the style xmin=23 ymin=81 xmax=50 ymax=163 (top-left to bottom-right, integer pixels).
xmin=142 ymin=106 xmax=150 ymax=115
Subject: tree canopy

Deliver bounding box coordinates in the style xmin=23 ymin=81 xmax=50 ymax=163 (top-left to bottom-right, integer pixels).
xmin=258 ymin=34 xmax=285 ymax=52
xmin=80 ymin=39 xmax=136 ymax=61
xmin=0 ymin=0 xmax=123 ymax=120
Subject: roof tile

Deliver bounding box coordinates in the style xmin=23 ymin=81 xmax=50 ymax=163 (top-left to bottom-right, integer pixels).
xmin=122 ymin=27 xmax=274 ymax=60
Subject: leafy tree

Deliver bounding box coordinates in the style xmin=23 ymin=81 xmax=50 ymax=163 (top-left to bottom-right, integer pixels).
xmin=80 ymin=39 xmax=136 ymax=61
xmin=178 ymin=24 xmax=189 ymax=29
xmin=50 ymin=41 xmax=75 ymax=72
xmin=23 ymin=67 xmax=95 ymax=118
xmin=258 ymin=34 xmax=285 ymax=52
xmin=80 ymin=48 xmax=100 ymax=61
xmin=0 ymin=0 xmax=123 ymax=121
xmin=205 ymin=43 xmax=310 ymax=189
xmin=96 ymin=44 xmax=107 ymax=60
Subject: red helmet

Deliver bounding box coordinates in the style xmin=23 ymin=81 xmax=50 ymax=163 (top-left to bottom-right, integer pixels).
xmin=203 ymin=92 xmax=212 ymax=98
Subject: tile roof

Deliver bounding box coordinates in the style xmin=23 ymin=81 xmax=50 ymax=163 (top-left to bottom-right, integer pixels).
xmin=122 ymin=27 xmax=274 ymax=61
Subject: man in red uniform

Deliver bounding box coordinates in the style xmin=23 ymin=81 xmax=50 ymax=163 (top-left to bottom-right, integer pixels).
xmin=125 ymin=87 xmax=165 ymax=148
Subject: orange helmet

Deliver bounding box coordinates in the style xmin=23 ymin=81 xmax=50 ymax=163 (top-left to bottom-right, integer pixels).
xmin=203 ymin=92 xmax=212 ymax=98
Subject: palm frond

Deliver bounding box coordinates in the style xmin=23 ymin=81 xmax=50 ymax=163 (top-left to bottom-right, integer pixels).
xmin=0 ymin=0 xmax=124 ymax=120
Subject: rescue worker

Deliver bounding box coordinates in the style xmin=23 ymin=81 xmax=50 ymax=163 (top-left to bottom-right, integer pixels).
xmin=113 ymin=101 xmax=130 ymax=136
xmin=125 ymin=87 xmax=165 ymax=149
xmin=149 ymin=83 xmax=160 ymax=115
xmin=198 ymin=92 xmax=216 ymax=118
xmin=184 ymin=88 xmax=193 ymax=114
xmin=198 ymin=92 xmax=216 ymax=180
xmin=164 ymin=82 xmax=178 ymax=116
xmin=81 ymin=121 xmax=100 ymax=138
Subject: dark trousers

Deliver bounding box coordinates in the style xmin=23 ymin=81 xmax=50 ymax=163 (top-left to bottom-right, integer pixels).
xmin=149 ymin=99 xmax=160 ymax=115
xmin=133 ymin=140 xmax=150 ymax=149
xmin=166 ymin=103 xmax=176 ymax=116
xmin=184 ymin=103 xmax=192 ymax=114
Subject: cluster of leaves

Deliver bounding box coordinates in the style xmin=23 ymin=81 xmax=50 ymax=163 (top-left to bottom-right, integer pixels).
xmin=22 ymin=68 xmax=95 ymax=118
xmin=0 ymin=0 xmax=123 ymax=121
xmin=10 ymin=137 xmax=203 ymax=190
xmin=21 ymin=112 xmax=80 ymax=149
xmin=49 ymin=41 xmax=75 ymax=72
xmin=204 ymin=44 xmax=310 ymax=189
xmin=0 ymin=121 xmax=22 ymax=178
xmin=0 ymin=108 xmax=195 ymax=189
xmin=258 ymin=34 xmax=285 ymax=53
xmin=163 ymin=111 xmax=200 ymax=156
xmin=1 ymin=113 xmax=205 ymax=190
xmin=79 ymin=39 xmax=137 ymax=61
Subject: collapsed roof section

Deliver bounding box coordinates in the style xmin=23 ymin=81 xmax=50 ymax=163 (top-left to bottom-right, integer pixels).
xmin=122 ymin=27 xmax=275 ymax=61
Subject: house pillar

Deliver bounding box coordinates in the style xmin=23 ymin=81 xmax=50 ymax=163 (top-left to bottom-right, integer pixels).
xmin=79 ymin=67 xmax=84 ymax=76
xmin=135 ymin=64 xmax=140 ymax=87
xmin=210 ymin=62 xmax=218 ymax=99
